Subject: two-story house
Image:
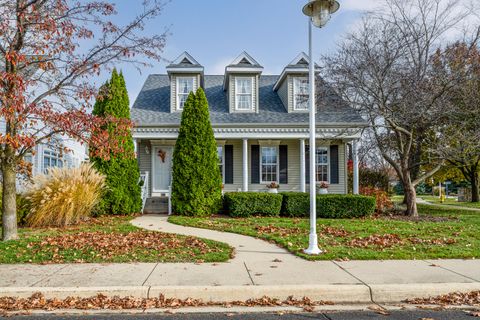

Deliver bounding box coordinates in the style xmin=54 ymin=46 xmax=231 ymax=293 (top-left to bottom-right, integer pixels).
xmin=131 ymin=52 xmax=366 ymax=213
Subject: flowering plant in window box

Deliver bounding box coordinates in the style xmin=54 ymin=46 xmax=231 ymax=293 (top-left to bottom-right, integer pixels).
xmin=317 ymin=181 xmax=329 ymax=195
xmin=266 ymin=182 xmax=280 ymax=193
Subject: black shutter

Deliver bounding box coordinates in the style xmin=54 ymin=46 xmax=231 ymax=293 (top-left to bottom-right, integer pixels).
xmin=330 ymin=145 xmax=339 ymax=184
xmin=251 ymin=145 xmax=260 ymax=184
xmin=305 ymin=145 xmax=310 ymax=184
xmin=224 ymin=145 xmax=234 ymax=184
xmin=279 ymin=145 xmax=288 ymax=184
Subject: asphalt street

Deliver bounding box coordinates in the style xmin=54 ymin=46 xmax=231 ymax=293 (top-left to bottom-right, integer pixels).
xmin=4 ymin=310 xmax=478 ymax=319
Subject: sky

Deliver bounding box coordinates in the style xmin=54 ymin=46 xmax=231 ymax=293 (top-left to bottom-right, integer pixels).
xmin=102 ymin=0 xmax=381 ymax=105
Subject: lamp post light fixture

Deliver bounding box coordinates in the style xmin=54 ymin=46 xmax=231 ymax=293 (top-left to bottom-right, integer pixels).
xmin=302 ymin=0 xmax=340 ymax=255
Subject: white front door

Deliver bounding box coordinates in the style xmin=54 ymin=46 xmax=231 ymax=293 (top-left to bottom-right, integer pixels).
xmin=152 ymin=146 xmax=173 ymax=193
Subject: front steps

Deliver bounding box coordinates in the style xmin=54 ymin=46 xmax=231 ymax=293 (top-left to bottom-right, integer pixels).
xmin=143 ymin=197 xmax=169 ymax=214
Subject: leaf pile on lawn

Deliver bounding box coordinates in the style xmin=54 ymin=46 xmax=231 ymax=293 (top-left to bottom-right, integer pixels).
xmin=405 ymin=291 xmax=480 ymax=306
xmin=0 ymin=216 xmax=233 ymax=264
xmin=30 ymin=231 xmax=217 ymax=263
xmin=0 ymin=293 xmax=333 ymax=313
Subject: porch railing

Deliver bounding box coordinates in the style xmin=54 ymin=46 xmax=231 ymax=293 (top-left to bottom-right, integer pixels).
xmin=139 ymin=171 xmax=149 ymax=212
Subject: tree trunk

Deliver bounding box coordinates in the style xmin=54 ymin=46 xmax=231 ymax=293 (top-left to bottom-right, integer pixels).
xmin=2 ymin=154 xmax=18 ymax=241
xmin=402 ymin=172 xmax=419 ymax=217
xmin=471 ymin=171 xmax=479 ymax=203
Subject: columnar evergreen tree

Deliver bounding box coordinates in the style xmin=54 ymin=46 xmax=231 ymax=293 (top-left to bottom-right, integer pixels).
xmin=172 ymin=88 xmax=222 ymax=216
xmin=90 ymin=69 xmax=142 ymax=215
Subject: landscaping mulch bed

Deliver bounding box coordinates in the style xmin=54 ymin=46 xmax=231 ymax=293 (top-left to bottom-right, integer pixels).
xmin=0 ymin=292 xmax=333 ymax=313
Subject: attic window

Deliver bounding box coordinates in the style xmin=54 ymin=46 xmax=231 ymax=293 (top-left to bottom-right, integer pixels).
xmin=180 ymin=58 xmax=193 ymax=65
xmin=235 ymin=77 xmax=253 ymax=111
xmin=177 ymin=77 xmax=194 ymax=110
xmin=238 ymin=58 xmax=252 ymax=65
xmin=297 ymin=58 xmax=308 ymax=65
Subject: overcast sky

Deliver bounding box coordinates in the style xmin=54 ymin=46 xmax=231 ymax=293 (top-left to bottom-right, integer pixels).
xmin=103 ymin=0 xmax=381 ymax=105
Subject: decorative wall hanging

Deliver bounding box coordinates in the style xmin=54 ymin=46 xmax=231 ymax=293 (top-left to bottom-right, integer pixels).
xmin=158 ymin=149 xmax=166 ymax=163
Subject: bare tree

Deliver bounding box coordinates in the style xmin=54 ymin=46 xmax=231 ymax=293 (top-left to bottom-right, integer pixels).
xmin=433 ymin=39 xmax=480 ymax=202
xmin=0 ymin=0 xmax=168 ymax=240
xmin=322 ymin=0 xmax=470 ymax=217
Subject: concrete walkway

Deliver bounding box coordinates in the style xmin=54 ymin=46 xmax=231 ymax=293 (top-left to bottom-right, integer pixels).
xmin=417 ymin=197 xmax=480 ymax=212
xmin=1 ymin=214 xmax=480 ymax=305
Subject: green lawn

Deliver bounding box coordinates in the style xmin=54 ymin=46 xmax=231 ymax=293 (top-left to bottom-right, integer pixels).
xmin=419 ymin=195 xmax=480 ymax=209
xmin=0 ymin=216 xmax=233 ymax=264
xmin=169 ymin=204 xmax=479 ymax=261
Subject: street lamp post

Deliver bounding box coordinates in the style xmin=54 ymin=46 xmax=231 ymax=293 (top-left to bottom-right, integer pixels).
xmin=302 ymin=0 xmax=340 ymax=255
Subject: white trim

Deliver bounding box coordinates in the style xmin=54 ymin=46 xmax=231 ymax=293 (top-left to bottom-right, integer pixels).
xmin=230 ymin=51 xmax=262 ymax=66
xmin=300 ymin=139 xmax=306 ymax=193
xmin=288 ymin=52 xmax=310 ymax=66
xmin=217 ymin=145 xmax=225 ymax=184
xmin=293 ymin=77 xmax=309 ymax=111
xmin=235 ymin=76 xmax=254 ymax=111
xmin=176 ymin=76 xmax=195 ymax=111
xmin=225 ymin=67 xmax=264 ymax=73
xmin=259 ymin=145 xmax=280 ymax=184
xmin=151 ymin=145 xmax=173 ymax=193
xmin=242 ymin=139 xmax=248 ymax=192
xmin=258 ymin=140 xmax=281 ymax=146
xmin=169 ymin=52 xmax=201 ymax=66
xmin=315 ymin=147 xmax=330 ymax=184
xmin=166 ymin=67 xmax=204 ymax=73
xmin=353 ymin=140 xmax=360 ymax=194
xmin=134 ymin=127 xmax=363 ymax=140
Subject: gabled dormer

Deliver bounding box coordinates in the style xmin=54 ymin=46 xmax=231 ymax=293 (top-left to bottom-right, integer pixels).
xmin=223 ymin=52 xmax=263 ymax=113
xmin=166 ymin=52 xmax=204 ymax=112
xmin=273 ymin=53 xmax=320 ymax=113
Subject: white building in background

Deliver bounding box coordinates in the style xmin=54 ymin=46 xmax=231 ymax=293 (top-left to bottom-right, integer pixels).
xmin=0 ymin=119 xmax=88 ymax=180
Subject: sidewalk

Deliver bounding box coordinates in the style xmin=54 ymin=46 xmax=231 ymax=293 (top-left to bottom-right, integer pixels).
xmin=1 ymin=215 xmax=479 ymax=305
xmin=417 ymin=197 xmax=480 ymax=212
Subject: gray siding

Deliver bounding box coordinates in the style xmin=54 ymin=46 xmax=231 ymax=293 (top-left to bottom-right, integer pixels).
xmin=137 ymin=140 xmax=152 ymax=196
xmin=277 ymin=79 xmax=288 ymax=111
xmin=136 ymin=138 xmax=348 ymax=196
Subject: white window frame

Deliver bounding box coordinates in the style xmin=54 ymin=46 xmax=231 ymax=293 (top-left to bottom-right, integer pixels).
xmin=217 ymin=145 xmax=225 ymax=183
xmin=260 ymin=146 xmax=280 ymax=184
xmin=293 ymin=77 xmax=309 ymax=111
xmin=43 ymin=149 xmax=64 ymax=173
xmin=315 ymin=147 xmax=330 ymax=183
xmin=235 ymin=76 xmax=254 ymax=111
xmin=176 ymin=76 xmax=195 ymax=110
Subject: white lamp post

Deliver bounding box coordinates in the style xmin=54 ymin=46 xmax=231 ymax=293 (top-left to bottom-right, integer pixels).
xmin=302 ymin=0 xmax=340 ymax=255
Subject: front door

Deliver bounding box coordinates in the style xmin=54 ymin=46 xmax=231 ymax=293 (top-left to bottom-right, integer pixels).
xmin=152 ymin=146 xmax=173 ymax=193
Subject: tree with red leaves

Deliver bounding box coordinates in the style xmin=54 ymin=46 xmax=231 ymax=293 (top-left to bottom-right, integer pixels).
xmin=0 ymin=0 xmax=168 ymax=241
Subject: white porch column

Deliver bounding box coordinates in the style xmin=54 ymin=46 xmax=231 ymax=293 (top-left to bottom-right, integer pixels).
xmin=133 ymin=139 xmax=138 ymax=158
xmin=300 ymin=139 xmax=306 ymax=193
xmin=353 ymin=140 xmax=360 ymax=195
xmin=242 ymin=138 xmax=248 ymax=192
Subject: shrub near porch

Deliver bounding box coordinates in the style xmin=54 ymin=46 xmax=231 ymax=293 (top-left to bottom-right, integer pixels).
xmin=169 ymin=204 xmax=479 ymax=261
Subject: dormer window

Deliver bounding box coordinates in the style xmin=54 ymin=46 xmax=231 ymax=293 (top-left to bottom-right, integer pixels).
xmin=235 ymin=77 xmax=253 ymax=111
xmin=293 ymin=77 xmax=309 ymax=111
xmin=177 ymin=77 xmax=194 ymax=110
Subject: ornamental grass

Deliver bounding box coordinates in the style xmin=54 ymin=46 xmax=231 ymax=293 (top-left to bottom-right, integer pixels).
xmin=25 ymin=164 xmax=106 ymax=227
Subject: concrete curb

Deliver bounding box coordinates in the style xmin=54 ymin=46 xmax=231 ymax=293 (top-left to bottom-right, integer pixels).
xmin=148 ymin=284 xmax=372 ymax=303
xmin=370 ymin=283 xmax=480 ymax=303
xmin=2 ymin=282 xmax=480 ymax=305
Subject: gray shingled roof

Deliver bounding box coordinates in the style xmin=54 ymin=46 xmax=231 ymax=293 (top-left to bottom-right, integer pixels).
xmin=131 ymin=75 xmax=366 ymax=126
